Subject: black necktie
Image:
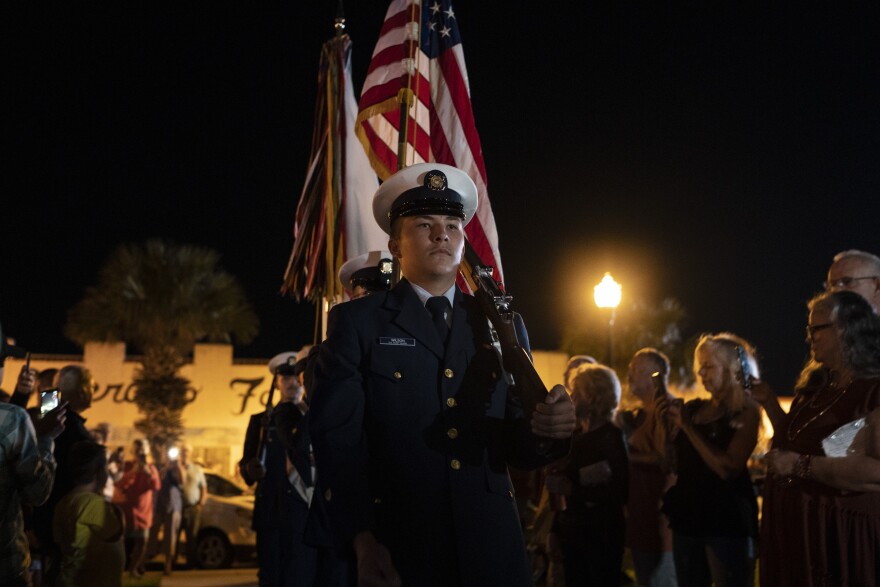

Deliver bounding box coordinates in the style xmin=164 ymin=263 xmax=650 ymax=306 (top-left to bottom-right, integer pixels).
xmin=426 ymin=296 xmax=451 ymax=344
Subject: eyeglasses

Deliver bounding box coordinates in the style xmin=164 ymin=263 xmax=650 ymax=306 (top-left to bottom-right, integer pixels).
xmin=806 ymin=322 xmax=834 ymax=340
xmin=823 ymin=275 xmax=879 ymax=290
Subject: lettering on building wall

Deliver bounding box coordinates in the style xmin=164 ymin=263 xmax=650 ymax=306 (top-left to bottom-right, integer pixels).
xmin=87 ymin=379 xmax=267 ymax=412
xmin=230 ymin=377 xmax=273 ymax=415
xmin=92 ymin=382 xmax=200 ymax=404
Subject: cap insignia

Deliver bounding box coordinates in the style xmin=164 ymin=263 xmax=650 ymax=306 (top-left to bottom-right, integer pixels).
xmin=425 ymin=170 xmax=447 ymax=191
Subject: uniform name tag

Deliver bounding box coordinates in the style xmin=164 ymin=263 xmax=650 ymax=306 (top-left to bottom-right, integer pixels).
xmin=379 ymin=337 xmax=415 ymax=347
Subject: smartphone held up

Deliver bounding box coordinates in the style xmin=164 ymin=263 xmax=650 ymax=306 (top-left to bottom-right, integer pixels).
xmin=40 ymin=389 xmax=60 ymax=416
xmin=651 ymin=371 xmax=668 ymax=401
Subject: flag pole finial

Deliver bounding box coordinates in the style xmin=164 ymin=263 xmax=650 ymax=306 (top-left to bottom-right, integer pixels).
xmin=334 ymin=0 xmax=346 ymax=36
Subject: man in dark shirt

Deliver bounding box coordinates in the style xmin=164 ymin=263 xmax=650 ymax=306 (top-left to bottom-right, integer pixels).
xmin=29 ymin=365 xmax=93 ymax=584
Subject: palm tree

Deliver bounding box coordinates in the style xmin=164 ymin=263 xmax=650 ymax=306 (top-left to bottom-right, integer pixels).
xmin=66 ymin=239 xmax=259 ymax=455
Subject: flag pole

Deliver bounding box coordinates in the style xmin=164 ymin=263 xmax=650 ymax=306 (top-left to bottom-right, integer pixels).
xmin=316 ymin=0 xmax=349 ymax=341
xmin=388 ymin=1 xmax=422 ymax=285
xmin=335 ymin=0 xmax=345 ymax=37
xmin=395 ymin=0 xmax=421 ymax=172
xmin=396 ymin=87 xmax=414 ymax=170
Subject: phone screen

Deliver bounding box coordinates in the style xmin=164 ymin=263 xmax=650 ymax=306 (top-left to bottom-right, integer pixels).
xmin=40 ymin=389 xmax=59 ymax=415
xmin=736 ymin=346 xmax=754 ymax=389
xmin=651 ymin=372 xmax=668 ymax=400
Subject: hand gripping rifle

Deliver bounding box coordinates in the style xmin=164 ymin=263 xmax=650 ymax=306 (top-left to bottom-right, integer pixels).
xmin=459 ymin=241 xmax=549 ymax=421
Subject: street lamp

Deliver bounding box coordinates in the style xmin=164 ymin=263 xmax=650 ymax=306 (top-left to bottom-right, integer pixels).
xmin=594 ymin=273 xmax=622 ymax=367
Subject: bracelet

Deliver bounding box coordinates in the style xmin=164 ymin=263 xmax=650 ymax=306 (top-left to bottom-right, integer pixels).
xmin=794 ymin=454 xmax=813 ymax=480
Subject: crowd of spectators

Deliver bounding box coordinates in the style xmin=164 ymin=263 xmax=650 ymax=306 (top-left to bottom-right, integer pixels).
xmin=0 ymin=360 xmax=207 ymax=586
xmin=526 ymin=249 xmax=880 ymax=587
xmin=2 ymin=248 xmax=879 ymax=586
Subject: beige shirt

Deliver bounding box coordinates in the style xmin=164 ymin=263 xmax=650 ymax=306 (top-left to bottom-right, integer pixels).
xmin=181 ymin=462 xmax=206 ymax=507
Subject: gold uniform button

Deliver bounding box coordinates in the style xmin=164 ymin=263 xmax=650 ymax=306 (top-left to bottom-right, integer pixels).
xmin=450 ymin=459 xmax=461 ymax=470
xmin=447 ymin=428 xmax=459 ymax=439
xmin=507 ymin=490 xmax=514 ymax=499
xmin=444 ymin=368 xmax=454 ymax=379
xmin=373 ymin=497 xmax=382 ymax=504
xmin=446 ymin=397 xmax=457 ymax=408
xmin=491 ymin=371 xmax=499 ymax=380
xmin=324 ymin=489 xmax=332 ymax=502
xmin=393 ymin=371 xmax=402 ymax=380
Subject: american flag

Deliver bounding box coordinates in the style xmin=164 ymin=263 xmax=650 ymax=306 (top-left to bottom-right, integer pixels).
xmin=356 ymin=0 xmax=504 ymax=283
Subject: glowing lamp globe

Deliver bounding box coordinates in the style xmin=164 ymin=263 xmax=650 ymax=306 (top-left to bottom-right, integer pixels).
xmin=594 ymin=273 xmax=622 ymax=309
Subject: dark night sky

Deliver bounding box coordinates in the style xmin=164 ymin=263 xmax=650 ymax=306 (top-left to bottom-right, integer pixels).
xmin=5 ymin=3 xmax=880 ymax=390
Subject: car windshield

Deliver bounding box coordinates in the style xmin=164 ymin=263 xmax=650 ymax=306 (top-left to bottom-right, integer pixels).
xmin=205 ymin=472 xmax=252 ymax=497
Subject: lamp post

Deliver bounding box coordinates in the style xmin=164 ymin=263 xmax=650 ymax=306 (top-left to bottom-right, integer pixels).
xmin=594 ymin=273 xmax=622 ymax=367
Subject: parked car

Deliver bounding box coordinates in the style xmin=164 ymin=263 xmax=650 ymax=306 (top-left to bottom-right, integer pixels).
xmin=189 ymin=471 xmax=257 ymax=569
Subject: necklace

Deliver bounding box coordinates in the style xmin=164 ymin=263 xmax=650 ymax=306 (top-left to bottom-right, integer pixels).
xmin=786 ymin=379 xmax=853 ymax=441
xmin=806 ymin=376 xmax=848 ymax=409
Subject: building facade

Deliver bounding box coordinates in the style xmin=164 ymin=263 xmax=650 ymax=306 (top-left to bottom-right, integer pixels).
xmin=1 ymin=342 xmax=568 ymax=480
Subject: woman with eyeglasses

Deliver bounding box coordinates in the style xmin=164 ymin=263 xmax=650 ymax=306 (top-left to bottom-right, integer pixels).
xmin=753 ymin=290 xmax=880 ymax=587
xmin=656 ymin=333 xmax=761 ymax=587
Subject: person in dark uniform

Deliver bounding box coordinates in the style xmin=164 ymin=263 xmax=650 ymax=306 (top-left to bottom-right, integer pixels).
xmin=240 ymin=348 xmax=319 ymax=586
xmin=292 ymin=251 xmax=398 ymax=585
xmin=337 ymin=250 xmax=393 ymax=301
xmin=308 ymin=163 xmax=578 ymax=587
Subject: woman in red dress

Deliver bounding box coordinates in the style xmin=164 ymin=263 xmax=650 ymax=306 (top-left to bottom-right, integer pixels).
xmin=755 ymin=291 xmax=880 ymax=586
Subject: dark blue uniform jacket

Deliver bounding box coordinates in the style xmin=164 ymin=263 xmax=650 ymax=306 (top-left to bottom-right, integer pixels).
xmin=309 ymin=279 xmax=568 ymax=586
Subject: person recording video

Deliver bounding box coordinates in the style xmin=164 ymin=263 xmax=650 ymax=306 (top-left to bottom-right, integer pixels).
xmin=113 ymin=439 xmax=160 ymax=579
xmin=0 ymin=325 xmax=66 ymax=587
xmin=28 ymin=365 xmax=94 ymax=584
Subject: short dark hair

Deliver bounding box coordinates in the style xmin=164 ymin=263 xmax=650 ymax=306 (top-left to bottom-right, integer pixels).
xmin=67 ymin=440 xmax=108 ymax=487
xmin=58 ymin=365 xmax=94 ymax=408
xmin=389 ymin=217 xmax=403 ymax=240
xmin=633 ymin=348 xmax=670 ymax=378
xmin=37 ymin=368 xmax=58 ymax=390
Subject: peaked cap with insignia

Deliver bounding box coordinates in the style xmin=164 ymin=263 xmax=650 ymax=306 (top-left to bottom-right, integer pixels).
xmin=372 ymin=163 xmax=478 ymax=234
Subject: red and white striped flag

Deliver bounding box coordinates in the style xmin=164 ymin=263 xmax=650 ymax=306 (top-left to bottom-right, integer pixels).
xmin=356 ymin=0 xmax=504 ymax=283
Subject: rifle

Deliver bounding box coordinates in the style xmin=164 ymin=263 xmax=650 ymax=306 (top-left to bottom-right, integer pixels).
xmin=255 ymin=375 xmax=278 ymax=475
xmin=459 ymin=240 xmax=549 ymax=420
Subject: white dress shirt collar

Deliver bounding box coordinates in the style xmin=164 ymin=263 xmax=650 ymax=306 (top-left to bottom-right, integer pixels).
xmin=409 ymin=281 xmax=456 ymax=308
